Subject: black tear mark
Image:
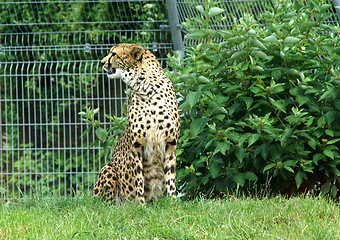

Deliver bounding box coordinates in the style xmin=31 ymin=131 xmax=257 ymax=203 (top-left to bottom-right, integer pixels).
xmin=133 ymin=141 xmax=141 ymax=148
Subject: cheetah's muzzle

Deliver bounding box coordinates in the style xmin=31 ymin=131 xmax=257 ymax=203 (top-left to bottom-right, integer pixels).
xmin=103 ymin=66 xmax=116 ymax=75
xmin=107 ymin=67 xmax=116 ymax=75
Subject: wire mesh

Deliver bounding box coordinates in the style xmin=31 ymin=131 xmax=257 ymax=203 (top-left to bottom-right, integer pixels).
xmin=0 ymin=0 xmax=172 ymax=200
xmin=176 ymin=0 xmax=340 ymax=45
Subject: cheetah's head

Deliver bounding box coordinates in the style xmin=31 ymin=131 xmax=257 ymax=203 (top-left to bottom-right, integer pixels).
xmin=101 ymin=44 xmax=144 ymax=82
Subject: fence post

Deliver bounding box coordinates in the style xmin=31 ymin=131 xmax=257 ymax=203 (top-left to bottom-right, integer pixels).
xmin=166 ymin=0 xmax=184 ymax=60
xmin=333 ymin=0 xmax=340 ymax=19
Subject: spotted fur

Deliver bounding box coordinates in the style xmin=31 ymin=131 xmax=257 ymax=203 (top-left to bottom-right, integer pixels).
xmin=93 ymin=44 xmax=180 ymax=203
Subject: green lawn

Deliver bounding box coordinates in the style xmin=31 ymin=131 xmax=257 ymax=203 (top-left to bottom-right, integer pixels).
xmin=0 ymin=195 xmax=339 ymax=239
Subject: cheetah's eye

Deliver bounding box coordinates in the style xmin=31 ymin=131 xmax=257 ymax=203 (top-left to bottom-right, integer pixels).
xmin=108 ymin=52 xmax=116 ymax=64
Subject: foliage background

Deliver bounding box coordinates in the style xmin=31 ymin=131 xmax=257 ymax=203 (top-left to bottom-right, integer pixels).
xmin=168 ymin=0 xmax=340 ymax=199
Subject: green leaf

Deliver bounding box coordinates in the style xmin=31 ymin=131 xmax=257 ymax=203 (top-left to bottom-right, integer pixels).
xmin=289 ymin=86 xmax=301 ymax=96
xmin=238 ymin=133 xmax=251 ymax=147
xmin=251 ymin=50 xmax=270 ymax=60
xmin=208 ymin=7 xmax=225 ymax=18
xmin=241 ymin=97 xmax=254 ymax=109
xmin=320 ymin=4 xmax=332 ymax=11
xmin=245 ymin=171 xmax=258 ymax=181
xmin=78 ymin=111 xmax=87 ymax=117
xmin=80 ymin=127 xmax=92 ymax=139
xmin=105 ymin=114 xmax=115 ymax=121
xmin=103 ymin=138 xmax=115 ymax=157
xmin=214 ymin=114 xmax=225 ymax=121
xmin=233 ymin=173 xmax=245 ymax=186
xmin=0 ymin=187 xmax=6 ymax=194
xmin=190 ymin=118 xmax=208 ymax=137
xmin=296 ymin=95 xmax=309 ymax=107
xmin=308 ymin=140 xmax=318 ymax=150
xmin=205 ymin=53 xmax=219 ymax=61
xmin=176 ymin=149 xmax=183 ymax=157
xmin=197 ymin=63 xmax=213 ymax=72
xmin=284 ymin=36 xmax=300 ymax=44
xmin=313 ymin=153 xmax=323 ymax=163
xmin=207 ymin=101 xmax=228 ymax=115
xmin=230 ymin=50 xmax=247 ymax=61
xmin=248 ymin=134 xmax=260 ymax=147
xmin=228 ymin=36 xmax=246 ymax=43
xmin=185 ymin=31 xmax=207 ymax=40
xmin=197 ymin=76 xmax=211 ymax=84
xmin=248 ymin=29 xmax=256 ymax=35
xmin=321 ymin=182 xmax=331 ymax=195
xmin=331 ymin=185 xmax=338 ymax=198
xmin=325 ymin=129 xmax=334 ymax=137
xmin=210 ymin=163 xmax=220 ymax=178
xmin=179 ymin=101 xmax=191 ymax=112
xmin=196 ymin=5 xmax=205 ymax=15
xmin=284 ymin=166 xmax=294 ymax=173
xmin=235 ymin=148 xmax=247 ymax=163
xmin=283 ymin=160 xmax=296 ymax=167
xmin=281 ymin=128 xmax=293 ymax=147
xmin=222 ymin=84 xmax=241 ymax=93
xmin=186 ymin=92 xmax=201 ymax=108
xmin=80 ymin=118 xmax=93 ymax=125
xmin=324 ymin=148 xmax=334 ymax=159
xmin=263 ymin=163 xmax=276 ymax=172
xmin=93 ymin=107 xmax=100 ymax=115
xmin=215 ymin=141 xmax=230 ymax=155
xmin=271 ymin=69 xmax=282 ymax=80
xmin=95 ymin=128 xmax=107 ymax=142
xmin=271 ymin=99 xmax=287 ymax=113
xmin=295 ymin=171 xmax=306 ymax=189
xmin=327 ymin=139 xmax=340 ymax=145
xmin=313 ymin=129 xmax=323 ymax=138
xmin=306 ymin=117 xmax=314 ymax=127
xmin=325 ymin=111 xmax=336 ymax=126
xmin=319 ymin=89 xmax=333 ymax=101
xmin=287 ymin=68 xmax=300 ymax=76
xmin=264 ymin=35 xmax=279 ymax=44
xmin=255 ymin=143 xmax=269 ymax=160
xmin=251 ymin=38 xmax=266 ymax=50
xmin=228 ymin=103 xmax=240 ymax=116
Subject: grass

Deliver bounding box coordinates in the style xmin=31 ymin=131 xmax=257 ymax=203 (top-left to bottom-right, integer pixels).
xmin=0 ymin=194 xmax=339 ymax=239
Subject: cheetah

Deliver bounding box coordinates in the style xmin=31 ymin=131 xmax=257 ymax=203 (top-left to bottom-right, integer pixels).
xmin=93 ymin=44 xmax=180 ymax=203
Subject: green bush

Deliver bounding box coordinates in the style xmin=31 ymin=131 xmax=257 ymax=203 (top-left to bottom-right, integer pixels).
xmin=78 ymin=106 xmax=128 ymax=159
xmin=167 ymin=0 xmax=340 ymax=199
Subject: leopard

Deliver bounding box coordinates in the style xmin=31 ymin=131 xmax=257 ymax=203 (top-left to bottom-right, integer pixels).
xmin=93 ymin=44 xmax=180 ymax=204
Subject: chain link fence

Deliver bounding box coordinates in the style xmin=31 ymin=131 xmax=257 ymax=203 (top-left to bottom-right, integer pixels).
xmin=1 ymin=0 xmax=339 ymax=200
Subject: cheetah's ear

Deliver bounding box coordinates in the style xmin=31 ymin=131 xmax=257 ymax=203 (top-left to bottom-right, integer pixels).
xmin=131 ymin=45 xmax=144 ymax=62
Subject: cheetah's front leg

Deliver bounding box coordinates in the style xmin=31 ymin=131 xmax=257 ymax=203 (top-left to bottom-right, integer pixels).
xmin=127 ymin=143 xmax=145 ymax=204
